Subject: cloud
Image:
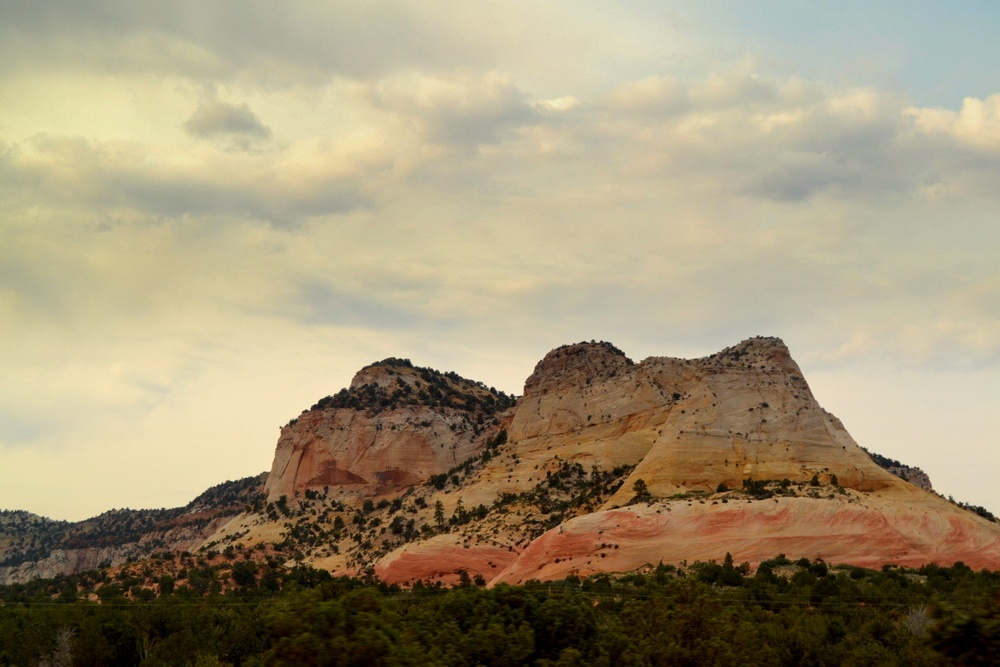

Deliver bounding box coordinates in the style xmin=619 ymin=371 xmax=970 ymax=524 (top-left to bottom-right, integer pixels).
xmin=1 ymin=132 xmax=383 ymax=223
xmin=289 ymin=282 xmax=420 ymax=330
xmin=183 ymin=100 xmax=271 ymax=141
xmin=5 ymin=3 xmax=1000 ymax=519
xmin=371 ymin=70 xmax=538 ymax=146
xmin=907 ymin=94 xmax=1000 ymax=149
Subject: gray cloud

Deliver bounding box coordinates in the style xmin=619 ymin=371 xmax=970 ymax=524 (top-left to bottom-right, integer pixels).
xmin=290 ymin=282 xmax=419 ymax=330
xmin=371 ymin=71 xmax=539 ymax=147
xmin=184 ymin=101 xmax=271 ymax=140
xmin=0 ymin=1 xmax=484 ymax=83
xmin=2 ymin=133 xmax=377 ymax=224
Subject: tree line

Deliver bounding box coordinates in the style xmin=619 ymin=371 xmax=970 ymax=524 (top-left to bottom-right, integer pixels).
xmin=2 ymin=555 xmax=999 ymax=665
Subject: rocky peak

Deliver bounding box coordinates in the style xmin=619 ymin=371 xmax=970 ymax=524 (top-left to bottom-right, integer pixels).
xmin=349 ymin=358 xmax=422 ymax=390
xmin=864 ymin=448 xmax=934 ymax=492
xmin=308 ymin=359 xmax=516 ymax=416
xmin=691 ymin=336 xmax=813 ymax=401
xmin=697 ymin=336 xmax=799 ymax=371
xmin=522 ymin=341 xmax=634 ymax=397
xmin=266 ymin=359 xmax=516 ymax=502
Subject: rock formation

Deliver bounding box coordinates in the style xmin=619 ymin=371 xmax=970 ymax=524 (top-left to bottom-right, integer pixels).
xmin=321 ymin=338 xmax=1000 ymax=582
xmin=5 ymin=337 xmax=999 ymax=588
xmin=264 ymin=358 xmax=514 ymax=501
xmin=0 ymin=475 xmax=264 ymax=584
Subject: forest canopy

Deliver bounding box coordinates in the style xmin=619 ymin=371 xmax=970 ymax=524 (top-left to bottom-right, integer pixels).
xmin=2 ymin=556 xmax=999 ymax=666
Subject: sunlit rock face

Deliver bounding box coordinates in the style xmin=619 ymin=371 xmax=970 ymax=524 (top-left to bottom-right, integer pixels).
xmin=490 ymin=338 xmax=904 ymax=506
xmin=264 ymin=359 xmax=514 ymax=502
xmin=490 ymin=495 xmax=1000 ymax=585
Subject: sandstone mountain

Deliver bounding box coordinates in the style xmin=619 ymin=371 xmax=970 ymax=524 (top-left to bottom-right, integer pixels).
xmin=241 ymin=337 xmax=1000 ymax=585
xmin=265 ymin=358 xmax=515 ymax=502
xmin=3 ymin=337 xmax=999 ymax=588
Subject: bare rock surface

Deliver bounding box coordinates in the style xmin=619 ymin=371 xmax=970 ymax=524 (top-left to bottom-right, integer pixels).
xmin=264 ymin=359 xmax=514 ymax=501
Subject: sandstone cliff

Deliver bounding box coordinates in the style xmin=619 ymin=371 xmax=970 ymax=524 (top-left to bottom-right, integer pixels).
xmin=264 ymin=359 xmax=515 ymax=502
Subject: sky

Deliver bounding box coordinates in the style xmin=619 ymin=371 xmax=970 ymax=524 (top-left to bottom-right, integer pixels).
xmin=2 ymin=1 xmax=1000 ymax=522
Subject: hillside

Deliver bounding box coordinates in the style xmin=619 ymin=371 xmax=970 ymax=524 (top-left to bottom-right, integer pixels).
xmin=0 ymin=475 xmax=265 ymax=584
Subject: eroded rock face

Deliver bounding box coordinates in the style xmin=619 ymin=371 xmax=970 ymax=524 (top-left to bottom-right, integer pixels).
xmin=491 ymin=492 xmax=1000 ymax=585
xmin=366 ymin=337 xmax=1000 ymax=582
xmin=501 ymin=337 xmax=904 ymax=505
xmin=264 ymin=359 xmax=513 ymax=501
xmin=265 ymin=407 xmax=496 ymax=500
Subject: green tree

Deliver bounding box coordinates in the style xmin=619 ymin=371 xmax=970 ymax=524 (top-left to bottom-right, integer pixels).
xmin=630 ymin=478 xmax=652 ymax=504
xmin=434 ymin=501 xmax=446 ymax=531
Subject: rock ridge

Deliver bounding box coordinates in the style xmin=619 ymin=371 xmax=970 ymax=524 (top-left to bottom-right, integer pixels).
xmin=251 ymin=336 xmax=1000 ymax=585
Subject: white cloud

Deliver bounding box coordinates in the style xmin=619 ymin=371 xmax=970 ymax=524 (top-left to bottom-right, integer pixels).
xmin=370 ymin=70 xmax=538 ymax=147
xmin=908 ymin=94 xmax=1000 ymax=149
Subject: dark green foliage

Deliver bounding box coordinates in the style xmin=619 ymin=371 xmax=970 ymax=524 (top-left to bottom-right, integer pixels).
xmin=864 ymin=448 xmax=905 ymax=471
xmin=743 ymin=478 xmax=774 ymax=498
xmin=486 ymin=429 xmax=508 ymax=449
xmin=931 ymin=592 xmax=1000 ymax=665
xmin=2 ymin=558 xmax=1000 ymax=665
xmin=629 ymin=478 xmax=653 ymax=504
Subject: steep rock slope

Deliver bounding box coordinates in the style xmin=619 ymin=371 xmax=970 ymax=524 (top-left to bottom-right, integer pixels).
xmin=264 ymin=359 xmax=515 ymax=502
xmin=506 ymin=338 xmax=901 ymax=501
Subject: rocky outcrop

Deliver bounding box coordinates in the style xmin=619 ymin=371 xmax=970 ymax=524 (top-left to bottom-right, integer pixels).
xmin=361 ymin=338 xmax=1000 ymax=583
xmin=491 ymin=491 xmax=1000 ymax=585
xmin=264 ymin=359 xmax=514 ymax=501
xmin=864 ymin=448 xmax=934 ymax=492
xmin=475 ymin=338 xmax=906 ymax=511
xmin=0 ymin=514 xmax=235 ymax=584
xmin=885 ymin=465 xmax=933 ymax=492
